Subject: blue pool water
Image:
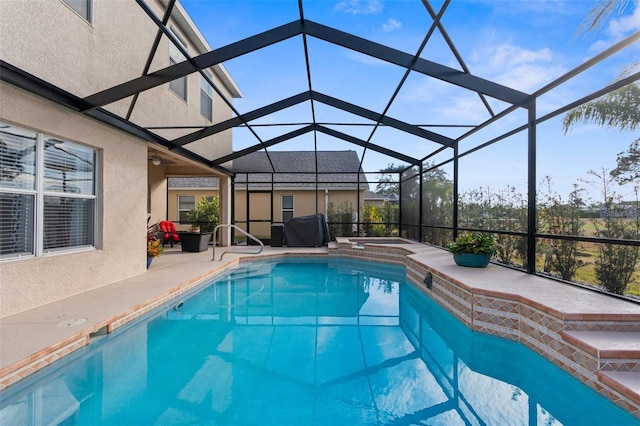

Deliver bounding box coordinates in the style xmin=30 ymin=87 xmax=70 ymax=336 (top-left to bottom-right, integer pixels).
xmin=1 ymin=258 xmax=637 ymax=425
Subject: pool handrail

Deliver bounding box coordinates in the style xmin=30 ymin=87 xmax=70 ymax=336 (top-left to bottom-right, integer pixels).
xmin=212 ymin=224 xmax=264 ymax=261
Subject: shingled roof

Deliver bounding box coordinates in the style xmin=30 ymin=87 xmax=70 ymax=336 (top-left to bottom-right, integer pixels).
xmin=168 ymin=151 xmax=369 ymax=190
xmin=168 ymin=177 xmax=219 ymax=189
xmin=232 ymin=151 xmax=369 ymax=189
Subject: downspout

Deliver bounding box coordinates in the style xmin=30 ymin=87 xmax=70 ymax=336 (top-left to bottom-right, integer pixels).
xmin=325 ymin=189 xmax=328 ymax=218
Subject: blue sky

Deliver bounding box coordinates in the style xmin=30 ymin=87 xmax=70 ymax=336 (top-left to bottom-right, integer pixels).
xmin=181 ymin=0 xmax=639 ymax=201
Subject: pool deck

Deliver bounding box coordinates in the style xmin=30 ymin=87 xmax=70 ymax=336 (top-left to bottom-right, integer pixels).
xmin=1 ymin=241 xmax=639 ymax=418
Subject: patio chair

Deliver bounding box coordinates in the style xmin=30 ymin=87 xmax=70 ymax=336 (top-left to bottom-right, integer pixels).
xmin=158 ymin=220 xmax=180 ymax=247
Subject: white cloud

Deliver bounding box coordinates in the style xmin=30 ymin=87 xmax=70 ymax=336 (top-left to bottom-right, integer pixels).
xmin=334 ymin=0 xmax=382 ymax=15
xmin=398 ymin=78 xmax=492 ymax=125
xmin=436 ymin=95 xmax=494 ymax=124
xmin=483 ymin=43 xmax=563 ymax=92
xmin=382 ymin=18 xmax=401 ymax=32
xmin=490 ymin=44 xmax=553 ymax=70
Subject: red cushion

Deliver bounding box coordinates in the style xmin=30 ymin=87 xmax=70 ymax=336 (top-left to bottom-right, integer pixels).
xmin=159 ymin=221 xmax=179 ymax=241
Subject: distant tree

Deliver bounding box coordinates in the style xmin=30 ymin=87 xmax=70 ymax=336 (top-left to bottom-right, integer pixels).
xmin=422 ymin=164 xmax=453 ymax=246
xmin=458 ymin=185 xmax=528 ymax=267
xmin=400 ymin=168 xmax=421 ymax=240
xmin=612 ymin=138 xmax=640 ymax=184
xmin=376 ymin=163 xmax=406 ymax=196
xmin=327 ymin=201 xmax=356 ymax=238
xmin=362 ymin=204 xmax=386 ymax=237
xmin=381 ymin=200 xmax=399 ymax=236
xmin=538 ymin=177 xmax=585 ymax=280
xmin=583 ymin=168 xmax=640 ymax=295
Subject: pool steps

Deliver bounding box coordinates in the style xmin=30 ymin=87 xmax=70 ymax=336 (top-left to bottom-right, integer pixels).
xmin=561 ymin=330 xmax=640 ymax=407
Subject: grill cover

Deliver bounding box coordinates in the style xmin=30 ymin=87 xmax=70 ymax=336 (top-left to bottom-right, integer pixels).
xmin=283 ymin=213 xmax=331 ymax=247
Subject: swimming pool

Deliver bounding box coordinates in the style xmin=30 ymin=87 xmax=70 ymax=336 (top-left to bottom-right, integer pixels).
xmin=0 ymin=257 xmax=636 ymax=425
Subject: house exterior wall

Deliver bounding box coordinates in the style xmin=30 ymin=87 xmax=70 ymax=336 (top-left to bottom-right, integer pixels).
xmin=0 ymin=1 xmax=237 ymax=316
xmin=167 ymin=187 xmax=365 ymax=239
xmin=1 ymin=0 xmax=237 ymax=175
xmin=148 ymin=165 xmax=169 ymax=225
xmin=166 ymin=189 xmax=220 ymax=230
xmin=0 ymin=82 xmax=147 ymax=316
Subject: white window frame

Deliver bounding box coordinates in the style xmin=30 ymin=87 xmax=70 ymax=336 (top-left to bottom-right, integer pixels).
xmin=282 ymin=195 xmax=294 ymax=222
xmin=0 ymin=123 xmax=97 ymax=260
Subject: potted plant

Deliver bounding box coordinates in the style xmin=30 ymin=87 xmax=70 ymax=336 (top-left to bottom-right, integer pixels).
xmin=446 ymin=232 xmax=496 ymax=268
xmin=180 ymin=196 xmax=220 ymax=252
xmin=146 ymin=235 xmax=163 ymax=268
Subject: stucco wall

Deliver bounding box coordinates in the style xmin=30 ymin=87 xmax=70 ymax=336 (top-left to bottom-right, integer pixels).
xmin=0 ymin=0 xmax=234 ymax=162
xmin=0 ymin=83 xmax=148 ymax=317
xmin=166 ymin=189 xmax=220 ymax=230
xmin=169 ymin=188 xmax=364 ymax=238
xmin=148 ymin=165 xmax=169 ymax=225
xmin=168 ymin=189 xmax=364 ymax=222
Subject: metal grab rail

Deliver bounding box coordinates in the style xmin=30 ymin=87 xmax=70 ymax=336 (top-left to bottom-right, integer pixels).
xmin=212 ymin=224 xmax=264 ymax=261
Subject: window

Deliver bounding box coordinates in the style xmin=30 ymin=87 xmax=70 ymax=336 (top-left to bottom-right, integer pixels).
xmin=200 ymin=74 xmax=213 ymax=121
xmin=282 ymin=195 xmax=294 ymax=222
xmin=169 ymin=27 xmax=188 ymax=101
xmin=169 ymin=59 xmax=187 ymax=100
xmin=178 ymin=195 xmax=195 ymax=224
xmin=0 ymin=122 xmax=97 ymax=259
xmin=62 ymin=0 xmax=92 ymax=22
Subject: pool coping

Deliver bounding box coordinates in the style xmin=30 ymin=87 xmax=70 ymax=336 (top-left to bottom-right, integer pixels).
xmin=1 ymin=241 xmax=639 ymax=418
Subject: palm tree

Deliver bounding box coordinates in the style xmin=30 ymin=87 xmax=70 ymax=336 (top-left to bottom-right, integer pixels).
xmin=562 ymin=71 xmax=640 ymax=183
xmin=576 ymin=0 xmax=632 ymax=34
xmin=563 ymin=0 xmax=639 ymax=184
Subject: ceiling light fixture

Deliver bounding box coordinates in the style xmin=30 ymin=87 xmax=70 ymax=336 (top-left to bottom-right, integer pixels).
xmin=151 ymin=156 xmax=162 ymax=166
